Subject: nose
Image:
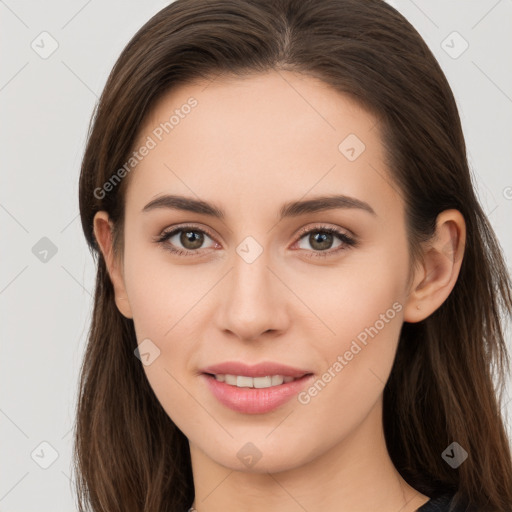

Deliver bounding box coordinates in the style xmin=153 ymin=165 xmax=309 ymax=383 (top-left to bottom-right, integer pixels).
xmin=214 ymin=246 xmax=290 ymax=342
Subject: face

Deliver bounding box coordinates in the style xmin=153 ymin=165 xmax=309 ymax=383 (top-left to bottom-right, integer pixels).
xmin=106 ymin=70 xmax=416 ymax=472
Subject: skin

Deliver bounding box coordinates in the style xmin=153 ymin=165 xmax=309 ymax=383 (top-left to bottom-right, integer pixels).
xmin=94 ymin=70 xmax=466 ymax=512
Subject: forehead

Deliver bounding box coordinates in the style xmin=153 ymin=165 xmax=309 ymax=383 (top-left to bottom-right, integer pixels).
xmin=125 ymin=70 xmax=398 ymax=219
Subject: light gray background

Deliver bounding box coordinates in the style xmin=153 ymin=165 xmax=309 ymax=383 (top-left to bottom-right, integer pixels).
xmin=1 ymin=1 xmax=511 ymax=510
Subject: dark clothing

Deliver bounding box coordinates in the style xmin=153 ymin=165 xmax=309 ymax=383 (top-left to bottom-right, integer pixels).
xmin=187 ymin=492 xmax=476 ymax=512
xmin=417 ymin=493 xmax=469 ymax=512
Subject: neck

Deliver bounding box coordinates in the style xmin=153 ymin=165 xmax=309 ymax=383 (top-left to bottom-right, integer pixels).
xmin=188 ymin=399 xmax=430 ymax=512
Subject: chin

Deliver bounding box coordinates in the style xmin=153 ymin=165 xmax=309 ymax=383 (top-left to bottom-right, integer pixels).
xmin=203 ymin=438 xmax=316 ymax=474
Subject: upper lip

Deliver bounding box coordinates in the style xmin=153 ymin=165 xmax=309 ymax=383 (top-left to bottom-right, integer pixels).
xmin=201 ymin=361 xmax=312 ymax=378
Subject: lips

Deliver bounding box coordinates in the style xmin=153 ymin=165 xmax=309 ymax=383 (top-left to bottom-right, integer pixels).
xmin=200 ymin=361 xmax=311 ymax=378
xmin=200 ymin=361 xmax=314 ymax=414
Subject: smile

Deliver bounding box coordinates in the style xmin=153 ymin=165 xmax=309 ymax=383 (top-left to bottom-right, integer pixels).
xmin=202 ymin=372 xmax=314 ymax=414
xmin=211 ymin=374 xmax=300 ymax=388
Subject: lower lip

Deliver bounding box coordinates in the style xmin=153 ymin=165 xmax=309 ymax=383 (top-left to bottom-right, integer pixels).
xmin=202 ymin=373 xmax=314 ymax=414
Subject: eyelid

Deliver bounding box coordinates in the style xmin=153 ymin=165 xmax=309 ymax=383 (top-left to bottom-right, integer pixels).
xmin=152 ymin=223 xmax=219 ymax=257
xmin=291 ymin=223 xmax=357 ymax=257
xmin=294 ymin=223 xmax=355 ymax=241
xmin=154 ymin=222 xmax=357 ymax=257
xmin=157 ymin=223 xmax=218 ymax=242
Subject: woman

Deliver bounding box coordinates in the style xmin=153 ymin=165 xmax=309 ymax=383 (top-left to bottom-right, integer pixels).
xmin=75 ymin=1 xmax=512 ymax=511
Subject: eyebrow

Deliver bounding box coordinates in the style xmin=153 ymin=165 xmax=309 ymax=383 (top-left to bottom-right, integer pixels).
xmin=142 ymin=193 xmax=376 ymax=219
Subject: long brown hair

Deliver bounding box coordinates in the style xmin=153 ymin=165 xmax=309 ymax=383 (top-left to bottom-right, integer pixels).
xmin=75 ymin=1 xmax=512 ymax=511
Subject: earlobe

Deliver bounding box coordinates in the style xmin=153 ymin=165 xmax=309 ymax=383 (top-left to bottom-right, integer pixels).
xmin=92 ymin=211 xmax=133 ymax=319
xmin=403 ymin=209 xmax=466 ymax=323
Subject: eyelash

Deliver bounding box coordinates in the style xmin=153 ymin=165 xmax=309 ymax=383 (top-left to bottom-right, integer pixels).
xmin=154 ymin=224 xmax=357 ymax=259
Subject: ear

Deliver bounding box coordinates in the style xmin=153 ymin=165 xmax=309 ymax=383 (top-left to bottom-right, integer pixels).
xmin=403 ymin=209 xmax=466 ymax=323
xmin=93 ymin=211 xmax=133 ymax=319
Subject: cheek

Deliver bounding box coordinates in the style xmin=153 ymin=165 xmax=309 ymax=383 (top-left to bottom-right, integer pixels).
xmin=304 ymin=272 xmax=403 ymax=392
xmin=122 ymin=237 xmax=209 ymax=339
xmin=123 ymin=250 xmax=207 ymax=425
xmin=297 ymin=242 xmax=408 ymax=344
xmin=293 ymin=242 xmax=408 ymax=404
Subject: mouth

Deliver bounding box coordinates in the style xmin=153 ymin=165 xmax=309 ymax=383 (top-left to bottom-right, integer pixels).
xmin=204 ymin=373 xmax=309 ymax=388
xmin=201 ymin=370 xmax=315 ymax=414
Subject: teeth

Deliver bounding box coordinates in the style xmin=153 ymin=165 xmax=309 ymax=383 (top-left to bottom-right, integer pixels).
xmin=213 ymin=374 xmax=299 ymax=388
xmin=237 ymin=375 xmax=253 ymax=387
xmin=224 ymin=374 xmax=237 ymax=385
xmin=270 ymin=375 xmax=283 ymax=386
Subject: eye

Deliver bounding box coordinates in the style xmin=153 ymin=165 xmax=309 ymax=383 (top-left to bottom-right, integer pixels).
xmin=155 ymin=225 xmax=218 ymax=256
xmin=293 ymin=225 xmax=357 ymax=258
xmin=154 ymin=223 xmax=357 ymax=259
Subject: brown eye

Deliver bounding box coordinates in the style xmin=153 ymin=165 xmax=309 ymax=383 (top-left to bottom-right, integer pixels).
xmin=294 ymin=225 xmax=357 ymax=258
xmin=157 ymin=226 xmax=217 ymax=255
xmin=297 ymin=229 xmax=343 ymax=252
xmin=179 ymin=230 xmax=204 ymax=250
xmin=307 ymin=231 xmax=335 ymax=251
